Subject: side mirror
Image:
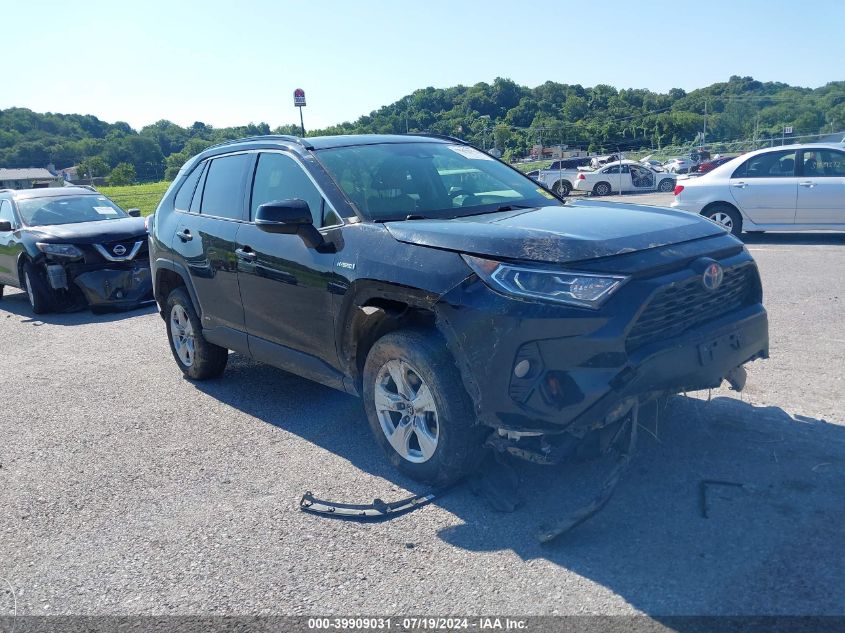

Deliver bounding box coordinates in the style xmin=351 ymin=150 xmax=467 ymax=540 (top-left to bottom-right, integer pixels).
xmin=255 ymin=199 xmax=326 ymax=249
xmin=0 ymin=221 xmax=11 ymax=232
xmin=127 ymin=208 xmax=141 ymax=217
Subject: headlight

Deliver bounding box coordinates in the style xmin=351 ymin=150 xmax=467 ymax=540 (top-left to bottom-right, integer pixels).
xmin=462 ymin=254 xmax=628 ymax=309
xmin=36 ymin=243 xmax=84 ymax=260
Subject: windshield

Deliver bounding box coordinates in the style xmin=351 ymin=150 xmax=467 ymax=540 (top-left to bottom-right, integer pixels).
xmin=315 ymin=142 xmax=561 ymax=221
xmin=17 ymin=194 xmax=128 ymax=226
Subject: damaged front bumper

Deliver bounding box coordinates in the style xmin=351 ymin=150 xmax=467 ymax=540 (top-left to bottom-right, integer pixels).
xmin=47 ymin=259 xmax=153 ymax=310
xmin=437 ymin=251 xmax=769 ymax=437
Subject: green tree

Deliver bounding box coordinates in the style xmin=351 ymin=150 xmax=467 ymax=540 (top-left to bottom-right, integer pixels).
xmin=78 ymin=156 xmax=109 ymax=179
xmin=108 ymin=162 xmax=136 ymax=186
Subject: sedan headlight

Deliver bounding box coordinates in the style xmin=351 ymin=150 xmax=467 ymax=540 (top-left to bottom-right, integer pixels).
xmin=36 ymin=242 xmax=84 ymax=260
xmin=462 ymin=254 xmax=628 ymax=309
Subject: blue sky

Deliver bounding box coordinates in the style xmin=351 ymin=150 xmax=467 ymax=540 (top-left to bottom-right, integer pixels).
xmin=4 ymin=0 xmax=843 ymax=131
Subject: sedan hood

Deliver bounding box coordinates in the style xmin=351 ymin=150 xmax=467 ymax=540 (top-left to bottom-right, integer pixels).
xmin=384 ymin=200 xmax=725 ymax=264
xmin=24 ymin=217 xmax=146 ymax=244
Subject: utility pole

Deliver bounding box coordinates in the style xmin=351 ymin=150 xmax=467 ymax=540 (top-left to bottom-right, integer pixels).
xmin=702 ymin=99 xmax=707 ymax=147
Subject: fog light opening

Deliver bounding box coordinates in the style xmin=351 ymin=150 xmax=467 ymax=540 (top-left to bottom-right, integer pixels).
xmin=513 ymin=359 xmax=531 ymax=379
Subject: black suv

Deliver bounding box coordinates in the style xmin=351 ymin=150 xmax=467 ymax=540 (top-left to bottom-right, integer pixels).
xmin=149 ymin=134 xmax=769 ymax=485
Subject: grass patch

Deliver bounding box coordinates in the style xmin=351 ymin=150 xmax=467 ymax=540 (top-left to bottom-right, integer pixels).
xmin=513 ymin=160 xmax=549 ymax=173
xmin=98 ymin=181 xmax=171 ymax=216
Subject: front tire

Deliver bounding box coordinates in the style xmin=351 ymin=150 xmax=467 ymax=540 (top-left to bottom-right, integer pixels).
xmin=362 ymin=329 xmax=487 ymax=486
xmin=592 ymin=181 xmax=612 ymax=196
xmin=702 ymin=204 xmax=743 ymax=236
xmin=165 ymin=287 xmax=228 ymax=380
xmin=23 ymin=262 xmax=53 ymax=314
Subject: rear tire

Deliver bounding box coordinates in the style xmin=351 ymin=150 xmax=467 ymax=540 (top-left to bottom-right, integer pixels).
xmin=593 ymin=181 xmax=612 ymax=196
xmin=657 ymin=178 xmax=675 ymax=192
xmin=552 ymin=180 xmax=571 ymax=197
xmin=702 ymin=204 xmax=742 ymax=237
xmin=23 ymin=262 xmax=53 ymax=314
xmin=165 ymin=287 xmax=228 ymax=380
xmin=363 ymin=329 xmax=487 ymax=486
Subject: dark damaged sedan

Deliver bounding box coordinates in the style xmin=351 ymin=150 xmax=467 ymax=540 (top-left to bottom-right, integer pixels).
xmin=149 ymin=134 xmax=769 ymax=486
xmin=0 ymin=187 xmax=153 ymax=314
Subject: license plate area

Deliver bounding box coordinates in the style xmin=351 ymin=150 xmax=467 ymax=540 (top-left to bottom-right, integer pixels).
xmin=698 ymin=331 xmax=744 ymax=366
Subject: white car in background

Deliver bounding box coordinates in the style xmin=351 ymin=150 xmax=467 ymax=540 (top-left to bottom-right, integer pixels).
xmin=663 ymin=157 xmax=694 ymax=174
xmin=671 ymin=143 xmax=845 ymax=235
xmin=572 ymin=160 xmax=676 ymax=196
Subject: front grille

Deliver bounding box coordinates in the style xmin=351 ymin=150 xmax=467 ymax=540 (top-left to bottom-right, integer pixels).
xmin=92 ymin=238 xmax=147 ymax=262
xmin=626 ymin=264 xmax=755 ymax=353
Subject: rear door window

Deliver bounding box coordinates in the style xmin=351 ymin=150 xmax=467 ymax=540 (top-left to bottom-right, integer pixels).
xmin=733 ymin=150 xmax=796 ymax=179
xmin=199 ymin=154 xmax=250 ymax=220
xmin=800 ymin=149 xmax=845 ymax=177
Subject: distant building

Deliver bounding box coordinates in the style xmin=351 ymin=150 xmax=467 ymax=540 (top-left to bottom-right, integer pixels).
xmin=530 ymin=144 xmax=585 ymax=160
xmin=0 ymin=168 xmax=64 ymax=189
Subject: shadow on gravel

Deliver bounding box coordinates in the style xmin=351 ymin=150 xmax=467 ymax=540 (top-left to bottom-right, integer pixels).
xmin=194 ymin=356 xmax=845 ymax=615
xmin=0 ymin=288 xmax=156 ymax=325
xmin=741 ymin=232 xmax=845 ymax=246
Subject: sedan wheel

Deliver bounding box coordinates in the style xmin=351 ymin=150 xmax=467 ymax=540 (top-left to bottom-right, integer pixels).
xmin=374 ymin=359 xmax=440 ymax=464
xmin=658 ymin=179 xmax=675 ymax=192
xmin=703 ymin=205 xmax=743 ymax=236
xmin=593 ymin=182 xmax=612 ymax=196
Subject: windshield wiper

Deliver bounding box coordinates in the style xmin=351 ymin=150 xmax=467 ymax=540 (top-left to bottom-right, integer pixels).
xmin=405 ymin=213 xmax=429 ymax=220
xmin=495 ymin=204 xmax=535 ymax=212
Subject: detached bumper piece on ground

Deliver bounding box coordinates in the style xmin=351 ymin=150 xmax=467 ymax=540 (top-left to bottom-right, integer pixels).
xmin=299 ymin=403 xmax=640 ymax=543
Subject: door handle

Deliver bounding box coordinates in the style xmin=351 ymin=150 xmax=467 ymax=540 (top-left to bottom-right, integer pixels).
xmin=176 ymin=229 xmax=192 ymax=242
xmin=731 ymin=182 xmax=748 ymax=189
xmin=799 ymin=181 xmax=816 ymax=188
xmin=235 ymin=247 xmax=257 ymax=262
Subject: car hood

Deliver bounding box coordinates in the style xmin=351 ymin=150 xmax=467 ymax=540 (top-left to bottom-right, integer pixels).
xmin=23 ymin=217 xmax=146 ymax=244
xmin=384 ymin=200 xmax=725 ymax=264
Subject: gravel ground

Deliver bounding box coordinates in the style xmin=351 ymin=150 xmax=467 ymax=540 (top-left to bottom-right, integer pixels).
xmin=1 ymin=228 xmax=844 ymax=617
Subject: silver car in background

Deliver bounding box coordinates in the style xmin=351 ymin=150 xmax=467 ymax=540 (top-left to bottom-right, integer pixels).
xmin=671 ymin=143 xmax=845 ymax=235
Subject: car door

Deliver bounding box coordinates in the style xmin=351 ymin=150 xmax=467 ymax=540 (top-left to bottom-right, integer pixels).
xmin=235 ymin=151 xmax=341 ymax=372
xmin=629 ymin=164 xmax=656 ymax=191
xmin=795 ymin=148 xmax=845 ymax=224
xmin=0 ymin=199 xmax=22 ymax=286
xmin=601 ymin=165 xmax=631 ymax=192
xmin=172 ymin=153 xmax=250 ymax=334
xmin=728 ymin=149 xmax=798 ymax=224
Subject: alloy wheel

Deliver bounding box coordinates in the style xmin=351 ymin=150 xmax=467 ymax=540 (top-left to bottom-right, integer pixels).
xmin=24 ymin=272 xmax=36 ymax=308
xmin=170 ymin=304 xmax=196 ymax=367
xmin=374 ymin=359 xmax=440 ymax=463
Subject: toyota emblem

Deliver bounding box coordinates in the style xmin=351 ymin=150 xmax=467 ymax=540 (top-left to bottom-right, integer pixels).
xmin=112 ymin=244 xmax=127 ymax=256
xmin=702 ymin=262 xmax=724 ymax=291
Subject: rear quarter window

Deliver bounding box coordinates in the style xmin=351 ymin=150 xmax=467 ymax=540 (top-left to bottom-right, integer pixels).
xmin=174 ymin=163 xmax=204 ymax=211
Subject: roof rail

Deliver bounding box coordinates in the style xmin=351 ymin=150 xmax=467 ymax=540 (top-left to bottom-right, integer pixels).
xmin=207 ymin=134 xmax=314 ymax=151
xmin=403 ymin=132 xmax=470 ymax=145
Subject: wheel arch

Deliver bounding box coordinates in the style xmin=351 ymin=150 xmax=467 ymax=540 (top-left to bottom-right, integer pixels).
xmin=337 ymin=282 xmax=441 ymax=395
xmin=153 ymin=259 xmax=202 ymax=318
xmin=700 ymin=200 xmax=741 ymax=216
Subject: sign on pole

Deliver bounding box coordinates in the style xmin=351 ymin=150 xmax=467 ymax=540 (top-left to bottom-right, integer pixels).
xmin=784 ymin=126 xmax=793 ymax=134
xmin=294 ymin=88 xmax=306 ymax=136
